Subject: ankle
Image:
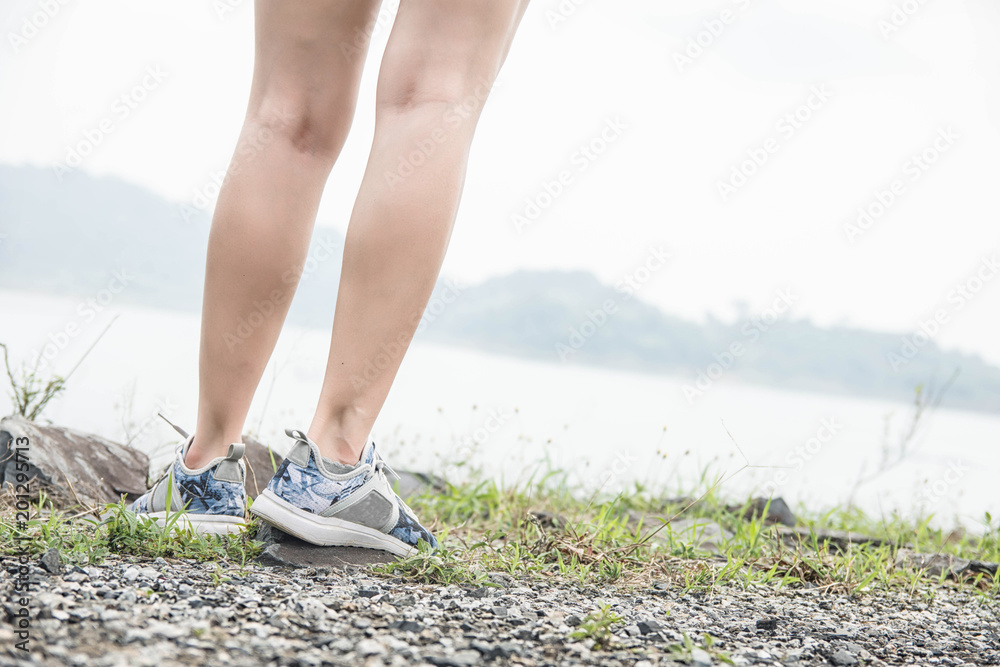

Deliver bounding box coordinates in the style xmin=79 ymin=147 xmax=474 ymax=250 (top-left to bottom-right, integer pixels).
xmin=186 ymin=428 xmax=242 ymax=470
xmin=307 ymin=412 xmax=370 ymax=466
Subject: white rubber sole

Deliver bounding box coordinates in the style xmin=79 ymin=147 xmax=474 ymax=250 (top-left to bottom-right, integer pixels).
xmin=144 ymin=511 xmax=246 ymax=536
xmin=250 ymin=489 xmax=416 ymax=558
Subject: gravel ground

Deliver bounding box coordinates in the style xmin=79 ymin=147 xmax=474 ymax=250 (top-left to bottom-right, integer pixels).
xmin=2 ymin=555 xmax=999 ymax=667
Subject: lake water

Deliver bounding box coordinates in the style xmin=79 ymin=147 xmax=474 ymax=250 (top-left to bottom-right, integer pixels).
xmin=1 ymin=289 xmax=998 ymax=529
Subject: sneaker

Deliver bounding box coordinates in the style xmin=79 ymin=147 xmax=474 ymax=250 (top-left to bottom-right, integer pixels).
xmin=250 ymin=429 xmax=437 ymax=557
xmin=128 ymin=426 xmax=247 ymax=536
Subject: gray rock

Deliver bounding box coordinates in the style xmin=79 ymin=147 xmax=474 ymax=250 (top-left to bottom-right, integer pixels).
xmin=427 ymin=651 xmax=481 ymax=667
xmin=666 ymin=518 xmax=734 ymax=553
xmin=355 ymin=638 xmax=384 ymax=656
xmin=39 ymin=547 xmax=62 ymax=575
xmin=0 ymin=415 xmax=149 ymax=507
xmin=239 ymin=434 xmax=284 ymax=500
xmin=637 ymin=619 xmax=663 ymax=635
xmin=391 ymin=470 xmax=448 ymax=502
xmin=756 ymin=617 xmax=780 ymax=631
xmin=391 ymin=620 xmax=422 ymax=633
xmin=691 ymin=647 xmax=713 ymax=667
xmin=740 ymin=497 xmax=797 ymax=526
xmin=831 ymin=649 xmax=858 ymax=666
xmin=778 ymin=525 xmax=894 ymax=550
xmin=255 ymin=523 xmax=397 ymax=568
xmin=896 ymin=550 xmax=999 ymax=580
xmin=488 ymin=572 xmax=515 ymax=588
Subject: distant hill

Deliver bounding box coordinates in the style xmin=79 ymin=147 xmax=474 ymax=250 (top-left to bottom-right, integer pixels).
xmin=2 ymin=164 xmax=998 ymax=413
xmin=0 ymin=164 xmax=343 ymax=331
xmin=421 ymin=272 xmax=1000 ymax=412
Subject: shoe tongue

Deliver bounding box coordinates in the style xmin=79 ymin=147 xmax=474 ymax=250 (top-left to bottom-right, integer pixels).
xmin=360 ymin=440 xmax=376 ymax=466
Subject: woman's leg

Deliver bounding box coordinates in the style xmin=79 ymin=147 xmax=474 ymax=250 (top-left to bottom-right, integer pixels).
xmin=187 ymin=0 xmax=382 ymax=469
xmin=307 ymin=0 xmax=531 ymax=465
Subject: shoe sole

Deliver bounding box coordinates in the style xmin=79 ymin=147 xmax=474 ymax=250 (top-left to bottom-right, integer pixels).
xmin=250 ymin=489 xmax=417 ymax=558
xmin=144 ymin=512 xmax=246 ymax=536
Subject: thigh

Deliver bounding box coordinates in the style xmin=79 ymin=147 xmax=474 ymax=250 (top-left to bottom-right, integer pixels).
xmin=376 ymin=0 xmax=531 ymax=108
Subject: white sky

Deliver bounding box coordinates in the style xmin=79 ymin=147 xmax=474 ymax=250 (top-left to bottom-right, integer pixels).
xmin=2 ymin=0 xmax=999 ymax=365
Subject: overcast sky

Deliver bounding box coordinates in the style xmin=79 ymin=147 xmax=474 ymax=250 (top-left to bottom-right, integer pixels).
xmin=2 ymin=0 xmax=999 ymax=366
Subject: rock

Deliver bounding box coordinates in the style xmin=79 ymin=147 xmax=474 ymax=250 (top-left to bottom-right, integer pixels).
xmin=427 ymin=651 xmax=480 ymax=667
xmin=39 ymin=547 xmax=62 ymax=575
xmin=356 ymin=639 xmax=384 ymax=656
xmin=896 ymin=550 xmax=998 ymax=580
xmin=254 ymin=522 xmax=398 ymax=568
xmin=239 ymin=434 xmax=284 ymax=499
xmin=666 ymin=518 xmax=734 ymax=554
xmin=392 ymin=470 xmax=447 ymax=502
xmin=637 ymin=619 xmax=663 ymax=635
xmin=0 ymin=415 xmax=149 ymax=507
xmin=357 ymin=588 xmax=380 ymax=598
xmin=390 ymin=620 xmax=422 ymax=633
xmin=528 ymin=510 xmax=570 ymax=530
xmin=691 ymin=647 xmax=713 ymax=667
xmin=123 ymin=567 xmax=139 ymax=583
xmin=488 ymin=572 xmax=515 ymax=588
xmin=740 ymin=497 xmax=796 ymax=527
xmin=777 ymin=525 xmax=899 ymax=551
xmin=831 ymin=649 xmax=858 ymax=665
xmin=756 ymin=617 xmax=780 ymax=632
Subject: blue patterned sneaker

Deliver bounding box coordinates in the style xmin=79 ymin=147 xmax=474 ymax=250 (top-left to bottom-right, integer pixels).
xmin=250 ymin=429 xmax=437 ymax=556
xmin=129 ymin=428 xmax=247 ymax=536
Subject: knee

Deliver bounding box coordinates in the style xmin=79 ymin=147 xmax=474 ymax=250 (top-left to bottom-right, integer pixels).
xmin=375 ymin=72 xmax=495 ymax=128
xmin=244 ymin=94 xmax=357 ymax=163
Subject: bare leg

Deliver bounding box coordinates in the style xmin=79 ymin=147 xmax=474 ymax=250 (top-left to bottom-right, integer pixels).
xmin=188 ymin=0 xmax=382 ymax=469
xmin=308 ymin=0 xmax=531 ymax=465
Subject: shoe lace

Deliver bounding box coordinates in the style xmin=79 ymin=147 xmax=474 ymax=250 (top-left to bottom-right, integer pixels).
xmin=371 ymin=452 xmax=400 ymax=484
xmin=369 ymin=450 xmax=419 ymax=519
